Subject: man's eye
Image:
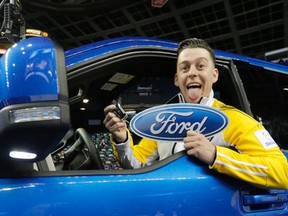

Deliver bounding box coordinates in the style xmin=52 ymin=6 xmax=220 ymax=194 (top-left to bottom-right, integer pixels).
xmin=180 ymin=66 xmax=189 ymax=72
xmin=198 ymin=64 xmax=206 ymax=69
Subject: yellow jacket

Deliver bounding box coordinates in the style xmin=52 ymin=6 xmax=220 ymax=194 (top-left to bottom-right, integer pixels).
xmin=113 ymin=98 xmax=288 ymax=189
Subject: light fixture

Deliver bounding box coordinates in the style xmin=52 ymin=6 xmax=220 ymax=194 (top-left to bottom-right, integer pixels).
xmin=9 ymin=106 xmax=60 ymax=123
xmin=101 ymin=82 xmax=117 ymax=91
xmin=109 ymin=72 xmax=135 ymax=84
xmin=9 ymin=151 xmax=37 ymax=159
xmin=83 ymin=99 xmax=89 ymax=103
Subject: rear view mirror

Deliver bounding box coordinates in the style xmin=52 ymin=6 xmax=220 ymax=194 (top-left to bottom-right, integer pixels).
xmin=0 ymin=36 xmax=70 ymax=163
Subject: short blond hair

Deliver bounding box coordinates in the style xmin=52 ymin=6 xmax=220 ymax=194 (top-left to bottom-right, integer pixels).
xmin=177 ymin=38 xmax=215 ymax=65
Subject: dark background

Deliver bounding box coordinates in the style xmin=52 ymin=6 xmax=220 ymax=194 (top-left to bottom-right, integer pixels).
xmin=7 ymin=0 xmax=288 ymax=61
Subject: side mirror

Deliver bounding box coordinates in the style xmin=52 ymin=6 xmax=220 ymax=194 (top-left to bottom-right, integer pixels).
xmin=0 ymin=36 xmax=70 ymax=163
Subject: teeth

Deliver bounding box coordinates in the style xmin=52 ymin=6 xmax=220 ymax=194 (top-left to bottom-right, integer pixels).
xmin=187 ymin=83 xmax=201 ymax=88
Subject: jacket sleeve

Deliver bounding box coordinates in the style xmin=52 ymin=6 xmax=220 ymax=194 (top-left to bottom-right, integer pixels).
xmin=210 ymin=109 xmax=288 ymax=189
xmin=112 ymin=130 xmax=159 ymax=169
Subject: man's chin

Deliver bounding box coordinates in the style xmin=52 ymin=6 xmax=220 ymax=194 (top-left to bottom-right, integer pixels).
xmin=185 ymin=97 xmax=202 ymax=104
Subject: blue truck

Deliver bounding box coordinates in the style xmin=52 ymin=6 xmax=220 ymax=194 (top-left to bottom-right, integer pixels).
xmin=0 ymin=36 xmax=287 ymax=215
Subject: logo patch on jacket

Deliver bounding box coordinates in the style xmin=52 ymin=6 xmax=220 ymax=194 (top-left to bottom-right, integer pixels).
xmin=254 ymin=130 xmax=278 ymax=149
xmin=130 ymin=104 xmax=228 ymax=141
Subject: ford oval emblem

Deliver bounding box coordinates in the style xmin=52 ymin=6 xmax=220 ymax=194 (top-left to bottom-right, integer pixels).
xmin=130 ymin=104 xmax=228 ymax=141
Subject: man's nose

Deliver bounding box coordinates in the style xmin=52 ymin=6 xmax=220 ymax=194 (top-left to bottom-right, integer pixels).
xmin=188 ymin=67 xmax=197 ymax=77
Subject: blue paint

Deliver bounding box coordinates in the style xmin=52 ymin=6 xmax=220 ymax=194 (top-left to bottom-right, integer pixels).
xmin=0 ymin=37 xmax=59 ymax=109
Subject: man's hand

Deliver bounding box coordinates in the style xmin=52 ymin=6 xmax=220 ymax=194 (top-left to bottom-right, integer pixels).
xmin=183 ymin=130 xmax=216 ymax=165
xmin=103 ymin=104 xmax=128 ymax=143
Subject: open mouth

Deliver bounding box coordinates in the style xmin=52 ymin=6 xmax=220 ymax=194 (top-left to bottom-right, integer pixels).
xmin=186 ymin=83 xmax=202 ymax=101
xmin=187 ymin=83 xmax=201 ymax=89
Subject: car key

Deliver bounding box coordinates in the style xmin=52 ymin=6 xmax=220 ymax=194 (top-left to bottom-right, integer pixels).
xmin=112 ymin=100 xmax=127 ymax=119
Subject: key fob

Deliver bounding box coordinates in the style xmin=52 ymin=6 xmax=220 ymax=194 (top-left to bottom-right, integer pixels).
xmin=112 ymin=100 xmax=127 ymax=119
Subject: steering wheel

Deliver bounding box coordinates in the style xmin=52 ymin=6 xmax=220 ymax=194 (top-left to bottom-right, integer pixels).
xmin=63 ymin=128 xmax=104 ymax=170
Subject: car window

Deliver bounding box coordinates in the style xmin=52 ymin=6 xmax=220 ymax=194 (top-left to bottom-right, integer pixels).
xmin=59 ymin=53 xmax=248 ymax=171
xmin=236 ymin=61 xmax=288 ymax=150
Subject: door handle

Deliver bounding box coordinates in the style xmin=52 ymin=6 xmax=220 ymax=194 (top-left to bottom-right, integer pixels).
xmin=243 ymin=194 xmax=288 ymax=205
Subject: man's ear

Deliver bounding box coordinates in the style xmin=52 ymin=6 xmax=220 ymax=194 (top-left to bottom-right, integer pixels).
xmin=212 ymin=68 xmax=219 ymax=84
xmin=174 ymin=73 xmax=179 ymax=87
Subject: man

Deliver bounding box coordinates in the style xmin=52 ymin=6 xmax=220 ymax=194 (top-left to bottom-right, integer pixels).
xmin=103 ymin=38 xmax=288 ymax=189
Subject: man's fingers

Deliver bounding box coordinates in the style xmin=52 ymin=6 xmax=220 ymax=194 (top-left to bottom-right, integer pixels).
xmin=104 ymin=104 xmax=116 ymax=115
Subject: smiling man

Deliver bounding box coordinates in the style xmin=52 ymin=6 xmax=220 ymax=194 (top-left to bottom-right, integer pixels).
xmin=103 ymin=38 xmax=288 ymax=189
xmin=175 ymin=40 xmax=218 ymax=104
